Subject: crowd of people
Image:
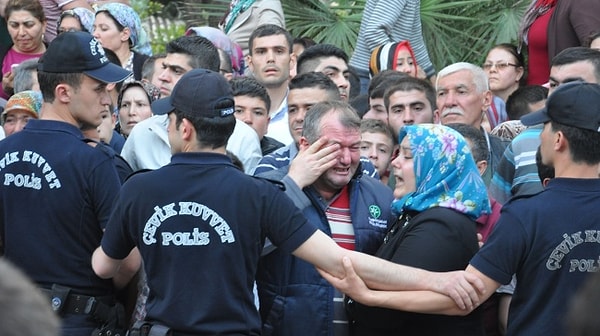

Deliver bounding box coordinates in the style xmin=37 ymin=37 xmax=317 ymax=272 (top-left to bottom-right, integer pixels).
xmin=0 ymin=0 xmax=599 ymax=335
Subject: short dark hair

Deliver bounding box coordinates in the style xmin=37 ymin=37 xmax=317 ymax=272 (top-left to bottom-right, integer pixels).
xmin=360 ymin=118 xmax=396 ymax=145
xmin=166 ymin=36 xmax=220 ymax=72
xmin=535 ymin=147 xmax=554 ymax=182
xmin=296 ymin=44 xmax=349 ymax=74
xmin=230 ymin=77 xmax=271 ymax=112
xmin=288 ymin=71 xmax=340 ymax=100
xmin=293 ymin=36 xmax=316 ymax=49
xmin=368 ymin=70 xmax=410 ymax=99
xmin=302 ymin=101 xmax=360 ymax=143
xmin=141 ymin=53 xmax=166 ymax=81
xmin=248 ymin=24 xmax=293 ymax=55
xmin=446 ymin=123 xmax=488 ymax=162
xmin=383 ymin=77 xmax=437 ymax=112
xmin=506 ymin=85 xmax=548 ymax=120
xmin=552 ymin=47 xmax=600 ymax=82
xmin=551 ymin=120 xmax=600 ymax=164
xmin=173 ymin=109 xmax=236 ymax=150
xmin=38 ymin=71 xmax=82 ymax=103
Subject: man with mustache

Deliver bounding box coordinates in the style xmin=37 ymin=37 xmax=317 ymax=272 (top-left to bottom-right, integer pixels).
xmin=434 ymin=62 xmax=509 ymax=185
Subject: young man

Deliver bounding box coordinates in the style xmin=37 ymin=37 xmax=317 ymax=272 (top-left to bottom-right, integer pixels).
xmin=121 ymin=35 xmax=262 ymax=174
xmin=0 ymin=31 xmax=131 ymax=334
xmin=230 ymin=76 xmax=284 ymax=155
xmin=92 ymin=69 xmax=483 ymax=335
xmin=247 ymin=24 xmax=296 ymax=145
xmin=359 ymin=118 xmax=396 ymax=185
xmin=297 ymin=43 xmax=352 ymax=101
xmin=322 ymin=82 xmax=600 ymax=336
xmin=384 ymin=76 xmax=437 ymax=136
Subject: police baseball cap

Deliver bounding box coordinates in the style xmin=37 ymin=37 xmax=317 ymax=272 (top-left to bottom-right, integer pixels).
xmin=521 ymin=81 xmax=600 ymax=132
xmin=151 ymin=68 xmax=235 ymax=118
xmin=37 ymin=31 xmax=132 ymax=83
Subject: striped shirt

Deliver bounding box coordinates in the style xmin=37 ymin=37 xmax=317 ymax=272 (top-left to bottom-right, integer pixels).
xmin=349 ymin=0 xmax=435 ymax=77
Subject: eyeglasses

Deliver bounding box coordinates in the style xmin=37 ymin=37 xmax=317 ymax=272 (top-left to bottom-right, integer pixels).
xmin=482 ymin=62 xmax=519 ymax=71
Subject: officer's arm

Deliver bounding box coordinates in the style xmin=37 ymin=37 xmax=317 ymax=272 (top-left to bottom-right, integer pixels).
xmin=319 ymin=257 xmax=499 ymax=315
xmin=292 ymin=230 xmax=486 ymax=310
xmin=92 ymin=246 xmax=141 ymax=289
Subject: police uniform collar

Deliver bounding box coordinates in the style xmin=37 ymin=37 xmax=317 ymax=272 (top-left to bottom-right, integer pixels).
xmin=25 ymin=119 xmax=85 ymax=139
xmin=170 ymin=152 xmax=235 ymax=166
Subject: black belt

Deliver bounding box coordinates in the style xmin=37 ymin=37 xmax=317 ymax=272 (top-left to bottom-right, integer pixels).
xmin=39 ymin=287 xmax=112 ymax=315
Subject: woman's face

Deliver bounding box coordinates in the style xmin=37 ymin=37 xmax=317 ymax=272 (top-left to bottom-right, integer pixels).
xmin=395 ymin=46 xmax=416 ymax=77
xmin=484 ymin=48 xmax=523 ymax=93
xmin=391 ymin=137 xmax=416 ymax=199
xmin=118 ymin=86 xmax=152 ymax=137
xmin=58 ymin=16 xmax=83 ymax=34
xmin=7 ymin=10 xmax=45 ymax=53
xmin=93 ymin=12 xmax=127 ymax=52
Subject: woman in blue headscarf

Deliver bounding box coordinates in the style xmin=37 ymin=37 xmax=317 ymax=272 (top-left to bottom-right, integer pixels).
xmin=341 ymin=124 xmax=490 ymax=335
xmin=93 ymin=3 xmax=152 ymax=81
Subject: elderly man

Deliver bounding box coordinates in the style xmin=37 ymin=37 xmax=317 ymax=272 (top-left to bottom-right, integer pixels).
xmin=434 ymin=62 xmax=508 ymax=184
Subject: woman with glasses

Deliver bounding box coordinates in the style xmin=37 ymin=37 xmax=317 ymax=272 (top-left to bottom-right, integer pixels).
xmin=482 ymin=43 xmax=525 ymax=128
xmin=56 ymin=7 xmax=94 ymax=34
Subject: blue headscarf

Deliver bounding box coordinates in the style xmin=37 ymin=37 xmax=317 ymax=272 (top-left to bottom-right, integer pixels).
xmin=391 ymin=124 xmax=490 ymax=220
xmin=96 ymin=3 xmax=152 ymax=56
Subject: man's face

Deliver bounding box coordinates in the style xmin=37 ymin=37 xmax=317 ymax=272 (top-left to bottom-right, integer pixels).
xmin=312 ymin=56 xmax=350 ymax=101
xmin=362 ymin=97 xmax=388 ymax=123
xmin=248 ymin=34 xmax=294 ymax=88
xmin=287 ymin=87 xmax=332 ymax=144
xmin=157 ymin=53 xmax=193 ymax=97
xmin=311 ymin=111 xmax=361 ymax=195
xmin=233 ymin=95 xmax=269 ymax=139
xmin=387 ymin=89 xmax=434 ymax=136
xmin=360 ymin=131 xmax=395 ymax=178
xmin=70 ymin=75 xmax=113 ymax=130
xmin=435 ymin=69 xmax=491 ymax=128
xmin=549 ymin=61 xmax=598 ymax=95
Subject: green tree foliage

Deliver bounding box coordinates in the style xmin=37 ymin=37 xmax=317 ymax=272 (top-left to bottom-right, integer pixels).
xmin=283 ymin=0 xmax=529 ymax=70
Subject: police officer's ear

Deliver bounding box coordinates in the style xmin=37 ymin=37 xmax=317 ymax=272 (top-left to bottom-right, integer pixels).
xmin=55 ymin=83 xmax=73 ymax=104
xmin=180 ymin=117 xmax=196 ymax=141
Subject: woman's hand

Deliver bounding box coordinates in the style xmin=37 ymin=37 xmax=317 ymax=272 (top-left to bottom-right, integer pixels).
xmin=2 ymin=70 xmax=15 ymax=96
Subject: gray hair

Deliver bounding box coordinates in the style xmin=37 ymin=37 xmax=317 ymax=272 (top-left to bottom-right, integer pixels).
xmin=436 ymin=62 xmax=489 ymax=93
xmin=14 ymin=58 xmax=39 ymax=93
xmin=302 ymin=101 xmax=361 ymax=143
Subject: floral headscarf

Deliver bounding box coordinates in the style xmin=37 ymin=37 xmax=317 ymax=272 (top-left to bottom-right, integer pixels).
xmin=2 ymin=90 xmax=43 ymax=123
xmin=391 ymin=124 xmax=490 ymax=220
xmin=96 ymin=3 xmax=152 ymax=56
xmin=369 ymin=40 xmax=418 ymax=77
xmin=185 ymin=26 xmax=245 ymax=77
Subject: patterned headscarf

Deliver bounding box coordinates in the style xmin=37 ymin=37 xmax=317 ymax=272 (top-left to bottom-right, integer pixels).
xmin=96 ymin=3 xmax=152 ymax=56
xmin=391 ymin=124 xmax=490 ymax=220
xmin=58 ymin=7 xmax=95 ymax=34
xmin=369 ymin=40 xmax=418 ymax=77
xmin=117 ymin=81 xmax=161 ymax=110
xmin=186 ymin=26 xmax=245 ymax=77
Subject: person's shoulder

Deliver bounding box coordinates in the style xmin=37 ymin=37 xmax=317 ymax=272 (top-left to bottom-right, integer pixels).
xmin=503 ymin=187 xmax=546 ymax=208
